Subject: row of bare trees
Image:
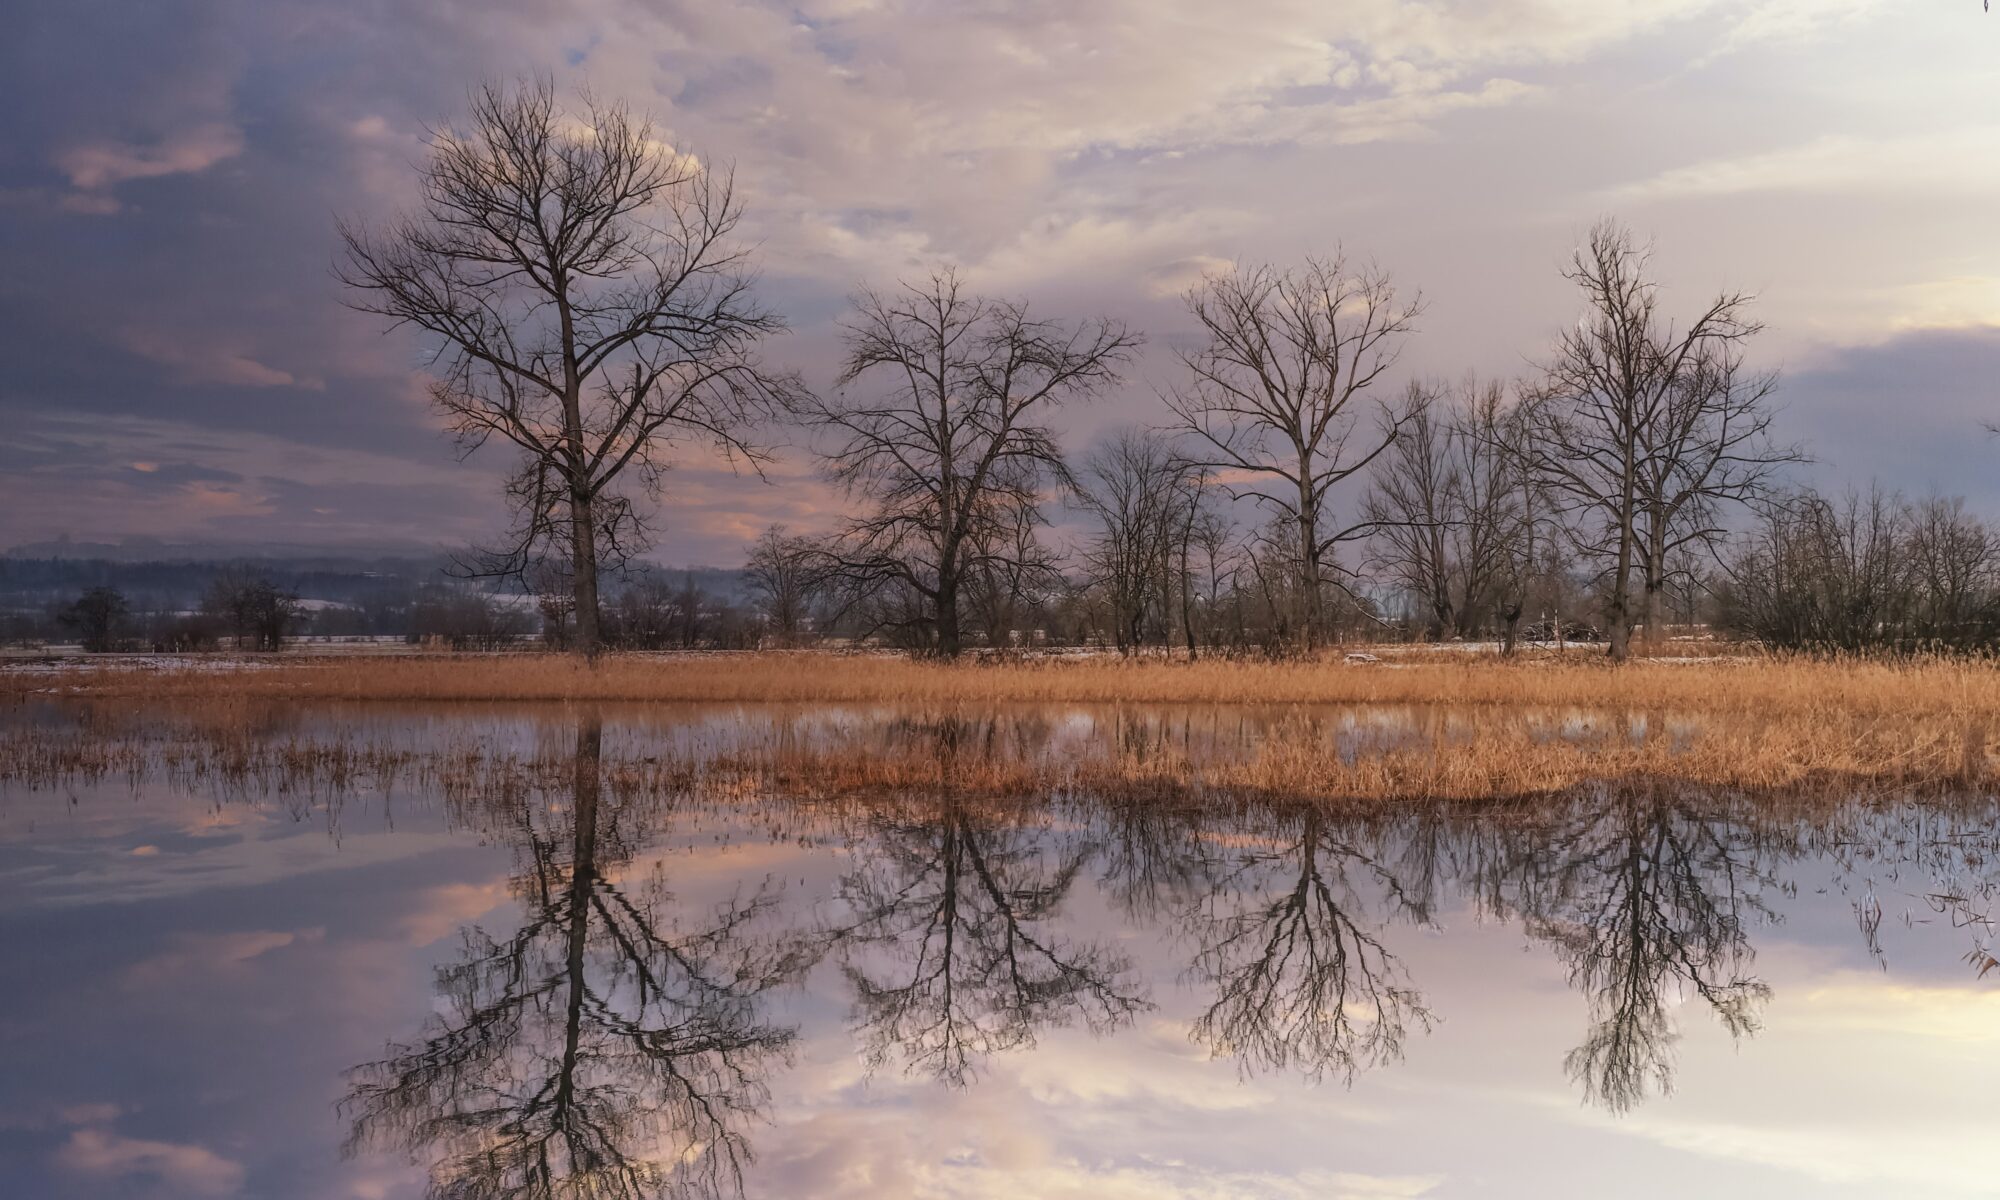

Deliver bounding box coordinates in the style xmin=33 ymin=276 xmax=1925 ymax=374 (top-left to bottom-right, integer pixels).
xmin=1718 ymin=489 xmax=2000 ymax=651
xmin=341 ymin=80 xmax=1803 ymax=661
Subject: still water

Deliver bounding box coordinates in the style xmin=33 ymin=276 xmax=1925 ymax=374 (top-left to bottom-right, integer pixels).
xmin=0 ymin=706 xmax=1995 ymax=1198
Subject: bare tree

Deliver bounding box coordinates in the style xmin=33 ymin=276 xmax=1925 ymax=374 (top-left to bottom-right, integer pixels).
xmin=1493 ymin=791 xmax=1773 ymax=1112
xmin=1073 ymin=429 xmax=1208 ymax=654
xmin=1186 ymin=809 xmax=1433 ymax=1083
xmin=1365 ymin=383 xmax=1457 ymax=639
xmin=801 ymin=269 xmax=1138 ymax=657
xmin=1634 ymin=334 xmax=1798 ymax=644
xmin=339 ymin=79 xmax=800 ymax=657
xmin=1720 ymin=486 xmax=2000 ymax=652
xmin=1522 ymin=221 xmax=1776 ymax=661
xmin=1168 ymin=256 xmax=1424 ymax=651
xmin=744 ymin=525 xmax=820 ymax=646
xmin=1186 ymin=507 xmax=1243 ymax=651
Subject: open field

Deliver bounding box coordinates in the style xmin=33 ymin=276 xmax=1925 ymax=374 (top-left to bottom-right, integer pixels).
xmin=4 ymin=647 xmax=1999 ymax=719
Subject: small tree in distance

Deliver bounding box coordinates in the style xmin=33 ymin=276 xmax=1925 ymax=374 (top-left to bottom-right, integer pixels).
xmin=745 ymin=526 xmax=821 ymax=647
xmin=203 ymin=573 xmax=299 ymax=652
xmin=59 ymin=587 xmax=129 ymax=653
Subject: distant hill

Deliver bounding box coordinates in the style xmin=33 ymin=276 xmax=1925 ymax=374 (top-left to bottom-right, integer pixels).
xmin=0 ymin=553 xmax=751 ymax=611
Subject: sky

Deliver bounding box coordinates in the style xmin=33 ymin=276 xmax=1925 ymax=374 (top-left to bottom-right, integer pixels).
xmin=1 ymin=0 xmax=1997 ymax=566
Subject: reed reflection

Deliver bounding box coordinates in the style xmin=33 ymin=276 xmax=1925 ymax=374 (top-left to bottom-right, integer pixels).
xmin=342 ymin=716 xmax=812 ymax=1199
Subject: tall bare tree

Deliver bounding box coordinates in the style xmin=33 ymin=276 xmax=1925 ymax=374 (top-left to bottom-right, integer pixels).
xmin=343 ymin=716 xmax=811 ymax=1197
xmin=1074 ymin=429 xmax=1208 ymax=654
xmin=1523 ymin=221 xmax=1776 ymax=661
xmin=1634 ymin=346 xmax=1797 ymax=643
xmin=1168 ymin=255 xmax=1424 ymax=651
xmin=338 ymin=79 xmax=800 ymax=657
xmin=1367 ymin=378 xmax=1538 ymax=643
xmin=802 ymin=269 xmax=1138 ymax=657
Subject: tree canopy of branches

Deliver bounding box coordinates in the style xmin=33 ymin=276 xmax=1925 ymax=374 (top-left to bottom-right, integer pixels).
xmin=1073 ymin=428 xmax=1211 ymax=654
xmin=832 ymin=720 xmax=1151 ymax=1082
xmin=801 ymin=269 xmax=1138 ymax=657
xmin=1719 ymin=487 xmax=2000 ymax=652
xmin=743 ymin=525 xmax=822 ymax=647
xmin=1523 ymin=220 xmax=1793 ymax=661
xmin=1186 ymin=809 xmax=1433 ymax=1083
xmin=1168 ymin=255 xmax=1424 ymax=652
xmin=1365 ymin=378 xmax=1548 ymax=646
xmin=1493 ymin=792 xmax=1773 ymax=1111
xmin=202 ymin=572 xmax=299 ymax=652
xmin=58 ymin=586 xmax=129 ymax=653
xmin=339 ymin=78 xmax=800 ymax=657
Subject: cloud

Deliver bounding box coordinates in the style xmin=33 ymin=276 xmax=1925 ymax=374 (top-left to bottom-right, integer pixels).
xmin=1145 ymin=256 xmax=1235 ymax=299
xmin=3 ymin=0 xmax=1998 ymax=562
xmin=399 ymin=879 xmax=513 ymax=945
xmin=125 ymin=928 xmax=323 ymax=986
xmin=1604 ymin=127 xmax=2000 ymax=203
xmin=1714 ymin=0 xmax=1889 ymax=55
xmin=121 ymin=328 xmax=304 ymax=389
xmin=53 ymin=1126 xmax=246 ymax=1197
xmin=58 ymin=121 xmax=244 ymax=202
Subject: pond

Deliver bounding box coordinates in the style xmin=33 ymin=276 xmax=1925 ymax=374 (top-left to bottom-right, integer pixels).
xmin=0 ymin=705 xmax=1994 ymax=1198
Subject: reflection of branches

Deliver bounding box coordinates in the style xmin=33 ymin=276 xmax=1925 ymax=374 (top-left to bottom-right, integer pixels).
xmin=1500 ymin=790 xmax=1773 ymax=1113
xmin=1187 ymin=810 xmax=1433 ymax=1083
xmin=344 ymin=718 xmax=811 ymax=1199
xmin=1094 ymin=798 xmax=1217 ymax=923
xmin=836 ymin=804 xmax=1152 ymax=1085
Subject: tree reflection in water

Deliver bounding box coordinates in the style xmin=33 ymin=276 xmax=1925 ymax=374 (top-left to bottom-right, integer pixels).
xmin=342 ymin=717 xmax=813 ymax=1199
xmin=1182 ymin=808 xmax=1435 ymax=1083
xmin=833 ymin=717 xmax=1152 ymax=1085
xmin=1493 ymin=787 xmax=1776 ymax=1112
xmin=333 ymin=699 xmax=1952 ymax=1192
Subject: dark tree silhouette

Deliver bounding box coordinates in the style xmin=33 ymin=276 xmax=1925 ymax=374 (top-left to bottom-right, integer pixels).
xmin=343 ymin=717 xmax=814 ymax=1198
xmin=339 ymin=79 xmax=800 ymax=657
xmin=57 ymin=586 xmax=128 ymax=652
xmin=800 ymin=269 xmax=1138 ymax=657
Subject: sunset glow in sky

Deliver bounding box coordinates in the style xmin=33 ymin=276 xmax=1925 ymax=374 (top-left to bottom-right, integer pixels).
xmin=3 ymin=1 xmax=1996 ymax=563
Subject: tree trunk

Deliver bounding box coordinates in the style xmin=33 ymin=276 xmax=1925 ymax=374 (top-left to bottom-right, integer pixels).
xmin=570 ymin=491 xmax=603 ymax=658
xmin=1606 ymin=460 xmax=1637 ymax=663
xmin=1640 ymin=521 xmax=1667 ymax=652
xmin=1499 ymin=603 xmax=1523 ymax=658
xmin=557 ymin=714 xmax=602 ymax=1107
xmin=1181 ymin=547 xmax=1198 ymax=662
xmin=936 ymin=568 xmax=963 ymax=658
xmin=1297 ymin=493 xmax=1322 ymax=654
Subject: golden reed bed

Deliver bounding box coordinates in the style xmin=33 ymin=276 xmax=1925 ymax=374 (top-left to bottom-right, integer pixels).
xmin=6 ymin=649 xmax=2000 ymax=719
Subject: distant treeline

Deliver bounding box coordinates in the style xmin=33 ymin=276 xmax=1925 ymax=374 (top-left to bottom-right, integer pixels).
xmin=0 ymin=557 xmax=758 ymax=652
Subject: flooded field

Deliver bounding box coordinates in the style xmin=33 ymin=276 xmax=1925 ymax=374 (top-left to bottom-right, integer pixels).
xmin=2 ymin=702 xmax=1996 ymax=1198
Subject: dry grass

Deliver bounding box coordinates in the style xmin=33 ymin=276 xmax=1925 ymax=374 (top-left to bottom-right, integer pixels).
xmin=2 ymin=698 xmax=1992 ymax=807
xmin=6 ymin=650 xmax=1998 ymax=806
xmin=6 ymin=649 xmax=2000 ymax=719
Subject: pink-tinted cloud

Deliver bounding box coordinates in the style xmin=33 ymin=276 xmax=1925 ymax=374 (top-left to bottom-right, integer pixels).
xmin=53 ymin=1126 xmax=246 ymax=1197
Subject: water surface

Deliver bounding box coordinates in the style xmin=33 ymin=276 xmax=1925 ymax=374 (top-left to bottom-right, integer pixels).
xmin=1 ymin=705 xmax=1994 ymax=1198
